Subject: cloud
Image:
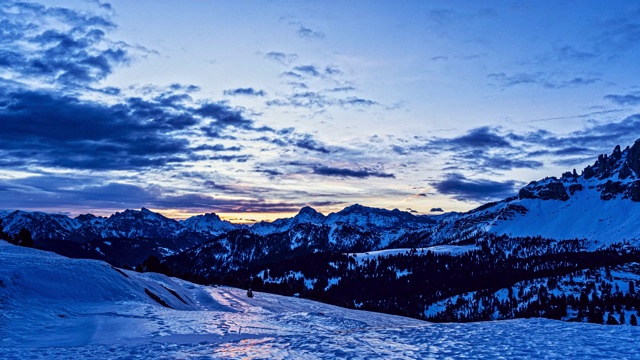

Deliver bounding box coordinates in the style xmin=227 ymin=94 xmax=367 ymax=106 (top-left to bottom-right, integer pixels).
xmin=293 ymin=134 xmax=331 ymax=153
xmin=551 ymin=45 xmax=598 ymax=62
xmin=0 ymin=177 xmax=342 ymax=214
xmin=338 ymin=97 xmax=379 ymax=107
xmin=430 ymin=208 xmax=444 ymax=212
xmin=324 ymin=66 xmax=342 ymax=75
xmin=441 ymin=126 xmax=513 ymax=149
xmin=457 ymin=152 xmax=543 ymax=171
xmin=223 ymin=87 xmax=266 ymax=97
xmin=192 ymin=144 xmax=242 ymax=152
xmin=488 ymin=72 xmax=600 ymax=89
xmin=266 ymin=91 xmax=378 ymax=110
xmin=604 ymin=93 xmax=640 ymax=106
xmin=328 ymin=86 xmax=356 ymax=92
xmin=596 ymin=10 xmax=640 ymax=55
xmin=293 ymin=65 xmax=321 ymax=77
xmin=264 ymin=51 xmax=298 ymax=65
xmin=0 ymin=0 xmax=132 ymax=86
xmin=195 ymin=102 xmax=259 ymax=130
xmin=313 ymin=166 xmax=395 ymax=179
xmin=0 ymin=84 xmax=265 ymax=171
xmin=297 ymin=26 xmax=324 ymax=39
xmin=432 ymin=173 xmax=518 ymax=202
xmin=254 ymin=169 xmax=283 ymax=177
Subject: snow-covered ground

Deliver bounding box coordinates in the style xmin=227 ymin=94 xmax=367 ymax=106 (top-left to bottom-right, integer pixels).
xmin=2 ymin=241 xmax=640 ymax=359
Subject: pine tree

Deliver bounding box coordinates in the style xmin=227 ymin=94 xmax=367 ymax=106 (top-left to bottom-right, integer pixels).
xmin=606 ymin=313 xmax=619 ymax=325
xmin=0 ymin=220 xmax=12 ymax=242
xmin=630 ymin=314 xmax=638 ymax=326
xmin=15 ymin=228 xmax=34 ymax=248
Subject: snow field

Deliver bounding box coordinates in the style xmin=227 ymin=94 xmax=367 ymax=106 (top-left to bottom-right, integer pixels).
xmin=2 ymin=242 xmax=640 ymax=359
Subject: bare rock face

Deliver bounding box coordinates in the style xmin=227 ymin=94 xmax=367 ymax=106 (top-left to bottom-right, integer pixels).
xmin=568 ymin=184 xmax=583 ymax=195
xmin=627 ymin=181 xmax=640 ymax=202
xmin=519 ymin=181 xmax=569 ymax=201
xmin=598 ymin=180 xmax=626 ymax=201
xmin=628 ymin=139 xmax=640 ymax=177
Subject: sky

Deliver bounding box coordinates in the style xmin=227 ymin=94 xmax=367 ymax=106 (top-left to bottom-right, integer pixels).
xmin=1 ymin=0 xmax=640 ymax=222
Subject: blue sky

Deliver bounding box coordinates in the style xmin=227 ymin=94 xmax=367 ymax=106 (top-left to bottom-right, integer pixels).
xmin=1 ymin=0 xmax=640 ymax=221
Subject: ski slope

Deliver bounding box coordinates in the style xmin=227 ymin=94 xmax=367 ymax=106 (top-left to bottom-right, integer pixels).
xmin=2 ymin=241 xmax=640 ymax=359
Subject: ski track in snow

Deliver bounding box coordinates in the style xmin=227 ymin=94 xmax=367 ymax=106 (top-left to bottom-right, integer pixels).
xmin=2 ymin=242 xmax=640 ymax=359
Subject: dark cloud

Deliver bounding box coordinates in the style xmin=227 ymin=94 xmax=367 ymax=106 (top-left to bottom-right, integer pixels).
xmin=293 ymin=65 xmax=321 ymax=77
xmin=604 ymin=93 xmax=640 ymax=106
xmin=338 ymin=97 xmax=379 ymax=107
xmin=432 ymin=173 xmax=518 ymax=202
xmin=0 ymin=85 xmax=262 ymax=171
xmin=0 ymin=177 xmax=341 ymax=214
xmin=192 ymin=144 xmax=242 ymax=152
xmin=297 ymin=26 xmax=324 ymax=39
xmin=438 ymin=126 xmax=512 ymax=149
xmin=195 ymin=102 xmax=258 ymax=131
xmin=313 ymin=166 xmax=394 ymax=179
xmin=223 ymin=87 xmax=266 ymax=97
xmin=488 ymin=72 xmax=600 ymax=89
xmin=294 ymin=134 xmax=331 ymax=154
xmin=169 ymin=83 xmax=200 ymax=92
xmin=430 ymin=208 xmax=444 ymax=212
xmin=0 ymin=0 xmax=131 ymax=86
xmin=254 ymin=169 xmax=283 ymax=177
xmin=533 ymin=114 xmax=640 ymax=150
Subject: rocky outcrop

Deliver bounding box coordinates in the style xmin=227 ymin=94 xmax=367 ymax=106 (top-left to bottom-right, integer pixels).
xmin=628 ymin=139 xmax=640 ymax=176
xmin=519 ymin=181 xmax=569 ymax=201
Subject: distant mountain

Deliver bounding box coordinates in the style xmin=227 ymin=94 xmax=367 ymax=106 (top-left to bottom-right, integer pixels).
xmin=0 ymin=208 xmax=239 ymax=266
xmin=0 ymin=208 xmax=238 ymax=242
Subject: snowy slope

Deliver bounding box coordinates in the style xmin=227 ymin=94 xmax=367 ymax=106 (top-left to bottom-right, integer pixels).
xmin=426 ymin=142 xmax=640 ymax=246
xmin=489 ymin=187 xmax=640 ymax=243
xmin=3 ymin=241 xmax=640 ymax=359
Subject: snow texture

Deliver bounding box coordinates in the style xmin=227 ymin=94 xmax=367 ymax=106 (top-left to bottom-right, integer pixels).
xmin=2 ymin=241 xmax=640 ymax=359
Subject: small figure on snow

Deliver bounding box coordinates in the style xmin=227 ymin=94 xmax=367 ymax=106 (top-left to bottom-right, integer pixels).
xmin=247 ymin=288 xmax=254 ymax=298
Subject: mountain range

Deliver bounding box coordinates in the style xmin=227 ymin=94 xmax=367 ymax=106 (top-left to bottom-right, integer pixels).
xmin=2 ymin=139 xmax=640 ymax=324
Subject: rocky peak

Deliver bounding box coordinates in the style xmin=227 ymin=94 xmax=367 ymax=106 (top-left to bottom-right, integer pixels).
xmin=295 ymin=206 xmax=324 ymax=222
xmin=518 ymin=178 xmax=569 ymax=201
xmin=627 ymin=139 xmax=640 ymax=176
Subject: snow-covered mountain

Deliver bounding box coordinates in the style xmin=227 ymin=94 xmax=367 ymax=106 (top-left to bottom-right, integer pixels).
xmin=414 ymin=140 xmax=640 ymax=247
xmin=0 ymin=207 xmax=239 ymax=242
xmin=179 ymin=212 xmax=239 ymax=237
xmin=0 ymin=210 xmax=82 ymax=240
xmin=2 ymin=240 xmax=639 ymax=358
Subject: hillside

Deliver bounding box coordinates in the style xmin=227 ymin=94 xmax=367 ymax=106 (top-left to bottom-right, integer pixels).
xmin=1 ymin=241 xmax=639 ymax=359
